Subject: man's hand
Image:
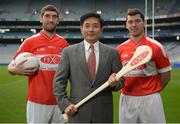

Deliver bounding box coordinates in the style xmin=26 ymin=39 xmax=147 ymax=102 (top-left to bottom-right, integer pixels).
xmin=8 ymin=60 xmax=37 ymax=76
xmin=108 ymin=73 xmax=124 ymax=91
xmin=64 ymin=104 xmax=77 ymax=116
xmin=108 ymin=73 xmax=119 ymax=87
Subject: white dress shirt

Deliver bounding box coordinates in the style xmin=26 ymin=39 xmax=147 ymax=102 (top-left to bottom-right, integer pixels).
xmin=84 ymin=40 xmax=99 ymax=73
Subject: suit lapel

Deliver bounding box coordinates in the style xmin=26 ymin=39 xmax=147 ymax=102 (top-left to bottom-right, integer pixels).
xmin=93 ymin=43 xmax=108 ymax=84
xmin=76 ymin=42 xmax=92 ymax=83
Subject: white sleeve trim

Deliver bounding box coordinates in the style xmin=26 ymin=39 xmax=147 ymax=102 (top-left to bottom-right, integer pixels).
xmin=158 ymin=66 xmax=172 ymax=73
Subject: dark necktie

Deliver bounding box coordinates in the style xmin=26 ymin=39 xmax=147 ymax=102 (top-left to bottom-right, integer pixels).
xmin=87 ymin=45 xmax=96 ymax=81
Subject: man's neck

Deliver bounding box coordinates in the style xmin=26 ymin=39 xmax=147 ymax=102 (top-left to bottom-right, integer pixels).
xmin=130 ymin=33 xmax=144 ymax=42
xmin=43 ymin=30 xmax=55 ymax=39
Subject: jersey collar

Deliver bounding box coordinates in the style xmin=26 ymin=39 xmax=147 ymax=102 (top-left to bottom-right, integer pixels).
xmin=40 ymin=30 xmax=56 ymax=40
xmin=130 ymin=34 xmax=146 ymax=44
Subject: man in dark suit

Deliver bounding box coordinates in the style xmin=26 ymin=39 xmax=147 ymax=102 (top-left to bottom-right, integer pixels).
xmin=53 ymin=12 xmax=122 ymax=123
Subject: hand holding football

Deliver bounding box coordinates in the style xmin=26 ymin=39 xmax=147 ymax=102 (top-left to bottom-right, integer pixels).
xmin=14 ymin=52 xmax=39 ymax=70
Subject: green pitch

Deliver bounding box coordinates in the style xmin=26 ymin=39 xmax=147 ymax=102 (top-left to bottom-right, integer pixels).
xmin=0 ymin=66 xmax=180 ymax=123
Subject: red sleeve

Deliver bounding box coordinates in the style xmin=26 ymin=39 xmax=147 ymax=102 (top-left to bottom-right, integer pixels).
xmin=153 ymin=45 xmax=171 ymax=71
xmin=13 ymin=39 xmax=32 ymax=60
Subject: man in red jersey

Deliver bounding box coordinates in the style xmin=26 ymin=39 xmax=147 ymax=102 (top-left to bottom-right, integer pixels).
xmin=109 ymin=8 xmax=171 ymax=123
xmin=7 ymin=5 xmax=68 ymax=123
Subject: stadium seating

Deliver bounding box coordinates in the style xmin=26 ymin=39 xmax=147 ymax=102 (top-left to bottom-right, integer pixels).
xmin=0 ymin=0 xmax=180 ymax=67
xmin=0 ymin=0 xmax=179 ymax=21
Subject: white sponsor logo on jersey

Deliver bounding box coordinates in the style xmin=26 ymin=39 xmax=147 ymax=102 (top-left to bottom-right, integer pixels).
xmin=37 ymin=54 xmax=60 ymax=70
xmin=48 ymin=46 xmax=56 ymax=49
xmin=122 ymin=53 xmax=128 ymax=58
xmin=37 ymin=47 xmax=46 ymax=51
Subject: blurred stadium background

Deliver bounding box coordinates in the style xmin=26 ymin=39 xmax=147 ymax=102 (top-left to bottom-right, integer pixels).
xmin=0 ymin=0 xmax=180 ymax=123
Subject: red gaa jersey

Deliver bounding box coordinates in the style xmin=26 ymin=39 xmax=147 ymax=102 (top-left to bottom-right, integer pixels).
xmin=116 ymin=35 xmax=171 ymax=96
xmin=13 ymin=30 xmax=68 ymax=104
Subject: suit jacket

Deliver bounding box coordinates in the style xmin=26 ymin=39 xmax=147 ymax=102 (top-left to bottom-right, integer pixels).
xmin=54 ymin=41 xmax=121 ymax=123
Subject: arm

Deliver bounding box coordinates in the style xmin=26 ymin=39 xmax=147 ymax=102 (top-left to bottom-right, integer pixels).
xmin=53 ymin=49 xmax=74 ymax=113
xmin=154 ymin=45 xmax=171 ymax=90
xmin=7 ymin=38 xmax=36 ymax=76
xmin=159 ymin=71 xmax=171 ymax=89
xmin=7 ymin=60 xmax=37 ymax=76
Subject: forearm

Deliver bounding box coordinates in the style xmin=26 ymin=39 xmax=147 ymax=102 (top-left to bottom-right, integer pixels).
xmin=53 ymin=64 xmax=71 ymax=111
xmin=159 ymin=71 xmax=171 ymax=89
xmin=53 ymin=78 xmax=71 ymax=112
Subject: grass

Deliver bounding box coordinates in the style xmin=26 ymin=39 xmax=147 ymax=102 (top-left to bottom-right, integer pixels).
xmin=0 ymin=66 xmax=180 ymax=123
xmin=161 ymin=68 xmax=180 ymax=123
xmin=0 ymin=66 xmax=27 ymax=122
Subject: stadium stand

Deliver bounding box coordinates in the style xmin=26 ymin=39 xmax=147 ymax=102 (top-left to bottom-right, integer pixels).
xmin=163 ymin=42 xmax=180 ymax=68
xmin=0 ymin=0 xmax=180 ymax=67
xmin=168 ymin=0 xmax=180 ymax=15
xmin=0 ymin=44 xmax=19 ymax=65
xmin=0 ymin=0 xmax=178 ymax=21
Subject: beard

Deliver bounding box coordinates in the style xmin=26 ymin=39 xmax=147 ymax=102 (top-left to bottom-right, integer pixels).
xmin=45 ymin=27 xmax=56 ymax=33
xmin=43 ymin=24 xmax=57 ymax=33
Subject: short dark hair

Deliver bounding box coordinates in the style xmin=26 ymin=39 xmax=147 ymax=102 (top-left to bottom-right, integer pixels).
xmin=40 ymin=5 xmax=59 ymax=17
xmin=126 ymin=8 xmax=144 ymax=21
xmin=80 ymin=12 xmax=104 ymax=27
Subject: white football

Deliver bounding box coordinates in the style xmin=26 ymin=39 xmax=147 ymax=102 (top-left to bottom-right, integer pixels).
xmin=14 ymin=52 xmax=39 ymax=69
